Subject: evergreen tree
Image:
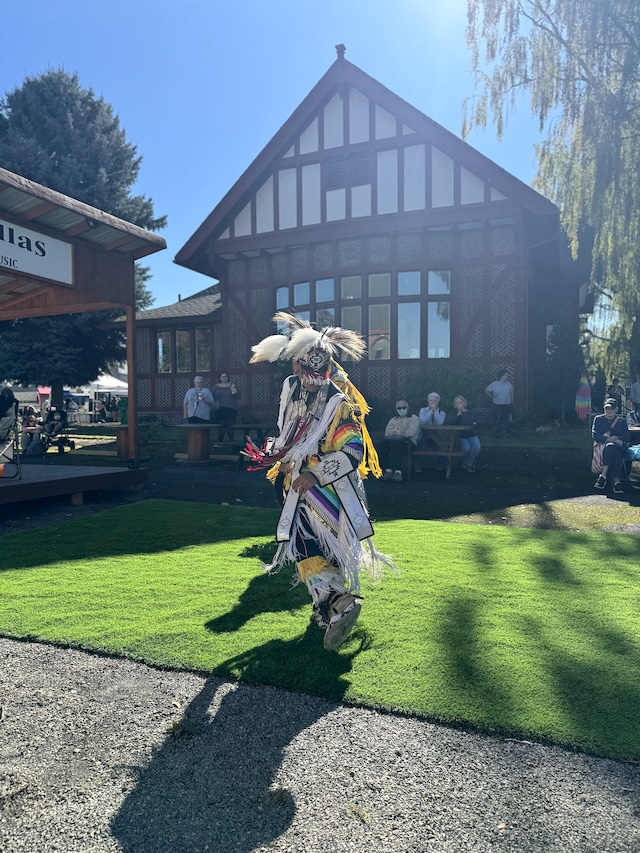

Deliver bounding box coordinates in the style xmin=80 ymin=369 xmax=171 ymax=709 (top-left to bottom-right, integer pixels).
xmin=465 ymin=0 xmax=640 ymax=377
xmin=0 ymin=70 xmax=166 ymax=401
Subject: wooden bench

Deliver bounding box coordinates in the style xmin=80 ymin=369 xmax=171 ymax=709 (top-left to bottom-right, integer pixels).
xmin=409 ymin=424 xmax=467 ymax=480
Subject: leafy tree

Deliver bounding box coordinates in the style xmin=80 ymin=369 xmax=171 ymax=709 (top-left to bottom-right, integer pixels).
xmin=0 ymin=314 xmax=126 ymax=390
xmin=0 ymin=70 xmax=166 ymax=402
xmin=464 ymin=0 xmax=640 ymax=378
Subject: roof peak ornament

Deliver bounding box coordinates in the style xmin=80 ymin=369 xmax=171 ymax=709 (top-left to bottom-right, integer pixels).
xmin=335 ymin=43 xmax=346 ymax=60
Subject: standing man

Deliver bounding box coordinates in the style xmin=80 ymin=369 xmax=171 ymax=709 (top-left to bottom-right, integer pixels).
xmin=485 ymin=369 xmax=514 ymax=438
xmin=183 ymin=376 xmax=215 ymax=424
xmin=244 ymin=313 xmax=394 ymax=651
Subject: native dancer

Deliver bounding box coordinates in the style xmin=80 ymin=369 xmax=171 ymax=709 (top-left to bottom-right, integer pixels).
xmin=245 ymin=313 xmax=393 ymax=650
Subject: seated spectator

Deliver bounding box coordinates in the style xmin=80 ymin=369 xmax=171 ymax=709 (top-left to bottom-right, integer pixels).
xmin=592 ymin=398 xmax=629 ymax=494
xmin=418 ymin=392 xmax=446 ymax=427
xmin=21 ymin=413 xmax=44 ymax=456
xmin=381 ymin=399 xmax=420 ymax=482
xmin=414 ymin=392 xmax=446 ymax=473
xmin=446 ymin=395 xmax=481 ymax=473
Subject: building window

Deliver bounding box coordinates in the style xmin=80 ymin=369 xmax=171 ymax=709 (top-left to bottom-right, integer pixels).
xmin=176 ymin=330 xmax=192 ymax=373
xmin=293 ymin=281 xmax=310 ymax=306
xmin=428 ymin=270 xmax=451 ymax=295
xmin=316 ymin=278 xmax=334 ymax=303
xmin=428 ymin=302 xmax=450 ymax=358
xmin=342 ymin=305 xmax=362 ymax=334
xmin=276 ymin=286 xmax=289 ymax=309
xmin=324 ymin=153 xmax=371 ymax=190
xmin=156 ymin=331 xmax=173 ymax=373
xmin=398 ymin=271 xmax=421 ymax=296
xmin=398 ymin=302 xmax=421 ymax=359
xmin=368 ymin=272 xmax=390 ymax=297
xmin=341 ymin=275 xmax=362 ymax=300
xmin=196 ymin=328 xmax=211 ymax=372
xmin=317 ymin=306 xmax=335 ymax=327
xmin=369 ymin=304 xmax=390 ymax=359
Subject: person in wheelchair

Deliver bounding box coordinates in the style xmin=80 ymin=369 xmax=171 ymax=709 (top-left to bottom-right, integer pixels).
xmin=42 ymin=407 xmax=75 ymax=453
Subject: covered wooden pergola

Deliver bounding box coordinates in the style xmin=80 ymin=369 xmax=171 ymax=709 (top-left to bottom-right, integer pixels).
xmin=0 ymin=167 xmax=166 ymax=462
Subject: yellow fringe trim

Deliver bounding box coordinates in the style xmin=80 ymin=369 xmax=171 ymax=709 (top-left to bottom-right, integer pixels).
xmin=297 ymin=555 xmax=329 ymax=582
xmin=327 ymin=360 xmax=383 ymax=479
xmin=266 ymin=461 xmax=281 ymax=484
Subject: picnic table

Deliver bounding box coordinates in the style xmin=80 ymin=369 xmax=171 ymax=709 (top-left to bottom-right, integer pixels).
xmin=175 ymin=422 xmax=275 ymax=463
xmin=409 ymin=424 xmax=467 ymax=480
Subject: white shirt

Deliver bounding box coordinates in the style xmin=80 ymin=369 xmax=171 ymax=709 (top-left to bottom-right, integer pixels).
xmin=486 ymin=380 xmax=513 ymax=405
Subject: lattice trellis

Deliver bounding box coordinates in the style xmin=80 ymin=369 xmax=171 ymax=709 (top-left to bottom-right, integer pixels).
xmin=338 ymin=239 xmax=361 ymax=268
xmin=368 ymin=236 xmax=391 ymax=264
xmin=491 ymin=225 xmax=516 ymax=257
xmin=232 ymin=374 xmax=247 ymax=404
xmin=427 ymin=230 xmax=453 ymax=262
xmin=251 ymin=288 xmax=272 ymax=338
xmin=229 ymin=260 xmax=247 ymax=286
xmin=252 ymin=372 xmax=273 ymax=406
xmin=491 ymin=263 xmax=506 ymax=285
xmin=229 ymin=300 xmax=247 ymax=368
xmin=345 ymin=365 xmax=361 ymax=388
xmin=459 ymin=266 xmax=483 ymax=336
xmin=136 ymin=328 xmax=152 ymax=374
xmin=250 ymin=258 xmax=269 ymax=284
xmin=490 ymin=272 xmax=515 ymax=357
xmin=460 ymin=229 xmax=484 ymax=259
xmin=272 ymin=252 xmax=287 ymax=280
xmin=136 ymin=378 xmax=151 ymax=409
xmin=367 ymin=365 xmax=390 ymax=401
xmin=397 ymin=365 xmax=421 ymax=397
xmin=291 ymin=247 xmax=308 ymax=276
xmin=465 ymin=322 xmax=484 ymax=358
xmin=174 ymin=377 xmax=190 ymax=407
xmin=313 ymin=243 xmax=334 ymax=272
xmin=397 ymin=232 xmax=422 ymax=264
xmin=213 ymin=328 xmax=223 ymax=372
xmin=155 ymin=376 xmax=172 ymax=408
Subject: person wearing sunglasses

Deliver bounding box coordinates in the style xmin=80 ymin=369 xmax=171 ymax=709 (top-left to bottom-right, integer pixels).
xmin=382 ymin=399 xmax=420 ymax=482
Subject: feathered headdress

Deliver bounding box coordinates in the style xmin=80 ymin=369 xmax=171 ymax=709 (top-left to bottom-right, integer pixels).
xmin=249 ymin=312 xmax=366 ymax=366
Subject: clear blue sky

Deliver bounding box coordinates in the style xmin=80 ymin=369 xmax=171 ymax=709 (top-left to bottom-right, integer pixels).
xmin=4 ymin=0 xmax=541 ymax=307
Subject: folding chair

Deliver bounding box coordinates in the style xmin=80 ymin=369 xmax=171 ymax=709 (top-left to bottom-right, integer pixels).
xmin=0 ymin=411 xmax=22 ymax=480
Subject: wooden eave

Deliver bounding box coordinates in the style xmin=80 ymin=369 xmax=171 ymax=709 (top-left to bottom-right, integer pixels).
xmin=0 ymin=167 xmax=166 ymax=321
xmin=175 ymin=55 xmax=556 ymax=278
xmin=0 ymin=168 xmax=166 ymax=260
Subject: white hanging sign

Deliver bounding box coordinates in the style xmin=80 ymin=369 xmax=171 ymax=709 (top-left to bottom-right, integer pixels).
xmin=0 ymin=217 xmax=74 ymax=285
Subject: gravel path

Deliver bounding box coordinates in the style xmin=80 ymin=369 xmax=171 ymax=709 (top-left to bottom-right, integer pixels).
xmin=1 ymin=638 xmax=639 ymax=852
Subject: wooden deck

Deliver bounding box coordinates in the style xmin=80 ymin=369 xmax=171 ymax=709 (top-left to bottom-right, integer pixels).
xmin=0 ymin=463 xmax=146 ymax=506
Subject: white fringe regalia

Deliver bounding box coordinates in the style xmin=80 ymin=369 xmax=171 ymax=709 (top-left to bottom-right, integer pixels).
xmin=248 ymin=314 xmax=395 ymax=603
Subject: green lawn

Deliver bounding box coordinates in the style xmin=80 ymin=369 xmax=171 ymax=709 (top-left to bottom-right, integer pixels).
xmin=1 ymin=499 xmax=639 ymax=760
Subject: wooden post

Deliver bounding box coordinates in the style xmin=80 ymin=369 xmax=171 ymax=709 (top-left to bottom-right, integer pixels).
xmin=125 ymin=303 xmax=138 ymax=466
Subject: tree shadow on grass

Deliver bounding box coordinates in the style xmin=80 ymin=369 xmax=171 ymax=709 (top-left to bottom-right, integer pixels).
xmin=0 ymin=499 xmax=279 ymax=572
xmin=111 ymin=626 xmax=368 ymax=852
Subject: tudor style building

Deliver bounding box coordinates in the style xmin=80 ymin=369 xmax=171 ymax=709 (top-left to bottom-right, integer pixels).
xmin=137 ymin=47 xmax=583 ymax=421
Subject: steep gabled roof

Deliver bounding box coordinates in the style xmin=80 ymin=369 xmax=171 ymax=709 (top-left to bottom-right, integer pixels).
xmin=136 ymin=285 xmax=220 ymax=322
xmin=175 ymin=51 xmax=555 ymax=273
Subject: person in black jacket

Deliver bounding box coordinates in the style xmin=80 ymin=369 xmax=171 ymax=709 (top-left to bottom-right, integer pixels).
xmin=446 ymin=395 xmax=481 ymax=472
xmin=592 ymin=398 xmax=629 ymax=494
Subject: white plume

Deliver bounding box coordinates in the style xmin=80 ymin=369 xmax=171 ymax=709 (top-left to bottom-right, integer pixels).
xmin=249 ymin=334 xmax=289 ymax=363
